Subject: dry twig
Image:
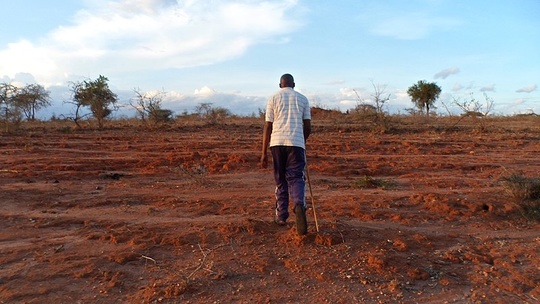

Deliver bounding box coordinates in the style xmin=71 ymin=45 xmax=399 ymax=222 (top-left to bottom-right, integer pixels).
xmin=185 ymin=243 xmax=229 ymax=283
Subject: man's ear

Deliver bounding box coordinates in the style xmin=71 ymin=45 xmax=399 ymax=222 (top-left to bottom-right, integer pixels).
xmin=279 ymin=83 xmax=282 ymax=88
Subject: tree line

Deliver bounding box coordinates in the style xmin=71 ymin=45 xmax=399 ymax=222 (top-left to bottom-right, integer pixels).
xmin=1 ymin=75 xmax=169 ymax=129
xmin=1 ymin=75 xmax=241 ymax=130
xmin=3 ymin=75 xmax=495 ymax=130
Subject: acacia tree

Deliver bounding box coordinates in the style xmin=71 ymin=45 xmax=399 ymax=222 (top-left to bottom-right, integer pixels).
xmin=407 ymin=80 xmax=441 ymax=121
xmin=12 ymin=84 xmax=51 ymax=120
xmin=70 ymin=75 xmax=118 ymax=128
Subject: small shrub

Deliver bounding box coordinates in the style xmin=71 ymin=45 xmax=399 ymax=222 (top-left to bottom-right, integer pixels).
xmin=149 ymin=108 xmax=173 ymax=124
xmin=195 ymin=103 xmax=231 ymax=125
xmin=350 ymin=175 xmax=397 ymax=190
xmin=178 ymin=164 xmax=208 ymax=185
xmin=501 ymin=173 xmax=540 ymax=220
xmin=57 ymin=126 xmax=73 ymax=133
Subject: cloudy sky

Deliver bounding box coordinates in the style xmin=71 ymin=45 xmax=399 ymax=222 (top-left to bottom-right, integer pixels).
xmin=1 ymin=0 xmax=539 ymax=118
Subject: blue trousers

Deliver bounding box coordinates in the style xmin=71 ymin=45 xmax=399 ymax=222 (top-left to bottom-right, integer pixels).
xmin=271 ymin=146 xmax=306 ymax=221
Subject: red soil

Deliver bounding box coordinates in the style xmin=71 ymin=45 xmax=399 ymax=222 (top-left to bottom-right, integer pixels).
xmin=1 ymin=116 xmax=539 ymax=303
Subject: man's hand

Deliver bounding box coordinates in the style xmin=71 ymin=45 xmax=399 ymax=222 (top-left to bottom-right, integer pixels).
xmin=260 ymin=121 xmax=272 ymax=169
xmin=260 ymin=153 xmax=268 ymax=169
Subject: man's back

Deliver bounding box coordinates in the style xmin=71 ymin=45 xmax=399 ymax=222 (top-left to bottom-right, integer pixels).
xmin=265 ymin=87 xmax=310 ymax=149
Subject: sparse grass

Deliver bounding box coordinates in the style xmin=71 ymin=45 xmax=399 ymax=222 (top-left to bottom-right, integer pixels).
xmin=57 ymin=126 xmax=73 ymax=133
xmin=501 ymin=173 xmax=540 ymax=220
xmin=177 ymin=163 xmax=209 ymax=185
xmin=350 ymin=175 xmax=397 ymax=190
xmin=5 ymin=111 xmax=540 ymax=134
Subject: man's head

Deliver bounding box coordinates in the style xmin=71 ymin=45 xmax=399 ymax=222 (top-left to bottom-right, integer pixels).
xmin=279 ymin=74 xmax=295 ymax=88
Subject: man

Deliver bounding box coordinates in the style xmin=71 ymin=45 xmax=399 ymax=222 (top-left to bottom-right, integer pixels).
xmin=260 ymin=74 xmax=311 ymax=235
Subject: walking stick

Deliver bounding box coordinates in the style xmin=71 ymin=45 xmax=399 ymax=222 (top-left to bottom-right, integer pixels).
xmin=305 ymin=158 xmax=319 ymax=233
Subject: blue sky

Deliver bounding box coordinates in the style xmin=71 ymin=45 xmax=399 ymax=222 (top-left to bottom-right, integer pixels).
xmin=1 ymin=0 xmax=538 ymax=118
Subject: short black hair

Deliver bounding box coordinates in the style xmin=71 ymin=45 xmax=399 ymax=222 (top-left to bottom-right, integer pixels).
xmin=280 ymin=74 xmax=295 ymax=88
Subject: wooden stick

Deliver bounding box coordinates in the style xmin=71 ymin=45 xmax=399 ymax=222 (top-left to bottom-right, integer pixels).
xmin=305 ymin=162 xmax=319 ymax=232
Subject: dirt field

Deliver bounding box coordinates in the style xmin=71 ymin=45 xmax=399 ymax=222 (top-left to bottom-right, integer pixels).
xmin=1 ymin=115 xmax=539 ymax=303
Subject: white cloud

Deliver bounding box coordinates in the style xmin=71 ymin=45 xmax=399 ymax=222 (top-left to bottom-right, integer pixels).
xmin=480 ymin=84 xmax=496 ymax=92
xmin=339 ymin=87 xmax=359 ymax=98
xmin=516 ymin=84 xmax=537 ymax=93
xmin=512 ymin=98 xmax=525 ymax=106
xmin=434 ymin=67 xmax=460 ymax=79
xmin=150 ymin=86 xmax=266 ymax=116
xmin=193 ymin=86 xmax=216 ymax=96
xmin=338 ymin=99 xmax=357 ymax=108
xmin=0 ymin=0 xmax=303 ymax=86
xmin=6 ymin=72 xmax=37 ymax=86
xmin=325 ymin=80 xmax=346 ymax=85
xmin=452 ymin=83 xmax=463 ymax=92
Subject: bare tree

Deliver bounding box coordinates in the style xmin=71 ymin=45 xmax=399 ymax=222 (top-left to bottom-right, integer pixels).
xmin=447 ymin=93 xmax=496 ymax=130
xmin=65 ymin=81 xmax=91 ymax=128
xmin=130 ymin=88 xmax=172 ymax=126
xmin=0 ymin=83 xmax=16 ymax=105
xmin=195 ymin=103 xmax=231 ymax=125
xmin=0 ymin=83 xmax=18 ymax=131
xmin=453 ymin=92 xmax=494 ymax=117
xmin=353 ymin=81 xmax=391 ymax=132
